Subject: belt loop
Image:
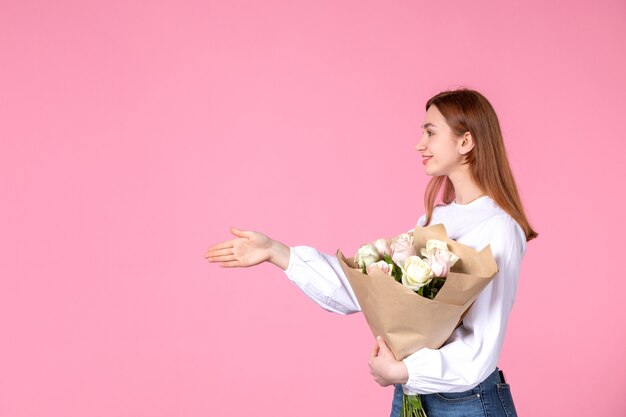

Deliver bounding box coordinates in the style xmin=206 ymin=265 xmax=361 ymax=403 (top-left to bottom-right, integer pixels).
xmin=498 ymin=369 xmax=506 ymax=383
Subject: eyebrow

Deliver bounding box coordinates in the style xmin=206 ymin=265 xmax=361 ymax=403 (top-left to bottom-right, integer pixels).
xmin=421 ymin=123 xmax=437 ymax=129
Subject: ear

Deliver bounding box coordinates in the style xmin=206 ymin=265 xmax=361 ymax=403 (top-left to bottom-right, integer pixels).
xmin=458 ymin=131 xmax=474 ymax=155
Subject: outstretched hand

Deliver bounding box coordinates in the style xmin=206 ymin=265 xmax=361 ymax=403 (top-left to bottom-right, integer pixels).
xmin=369 ymin=336 xmax=409 ymax=387
xmin=204 ymin=227 xmax=273 ymax=268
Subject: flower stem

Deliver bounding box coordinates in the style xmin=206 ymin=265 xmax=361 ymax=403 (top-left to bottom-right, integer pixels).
xmin=402 ymin=394 xmax=428 ymax=417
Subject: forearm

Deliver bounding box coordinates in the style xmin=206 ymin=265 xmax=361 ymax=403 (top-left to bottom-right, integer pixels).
xmin=268 ymin=239 xmax=290 ymax=270
xmin=282 ymin=245 xmax=361 ymax=314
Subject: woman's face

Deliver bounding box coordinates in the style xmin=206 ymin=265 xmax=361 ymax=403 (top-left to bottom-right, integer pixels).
xmin=415 ymin=105 xmax=467 ymax=177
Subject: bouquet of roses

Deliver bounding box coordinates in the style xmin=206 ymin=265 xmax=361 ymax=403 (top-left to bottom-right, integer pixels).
xmin=354 ymin=231 xmax=460 ymax=300
xmin=335 ymin=223 xmax=499 ymax=417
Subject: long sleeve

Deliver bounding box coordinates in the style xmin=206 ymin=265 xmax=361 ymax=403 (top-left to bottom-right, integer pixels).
xmin=283 ymin=245 xmax=361 ymax=315
xmin=401 ymin=213 xmax=527 ymax=394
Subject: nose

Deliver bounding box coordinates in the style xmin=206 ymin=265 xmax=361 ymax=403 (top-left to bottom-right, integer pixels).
xmin=415 ymin=132 xmax=427 ymax=152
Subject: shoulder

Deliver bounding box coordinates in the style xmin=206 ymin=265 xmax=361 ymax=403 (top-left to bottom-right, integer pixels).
xmin=416 ymin=203 xmax=446 ymax=227
xmin=478 ymin=212 xmax=527 ymax=262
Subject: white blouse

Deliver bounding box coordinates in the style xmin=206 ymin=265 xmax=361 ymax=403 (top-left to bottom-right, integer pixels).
xmin=283 ymin=195 xmax=527 ymax=395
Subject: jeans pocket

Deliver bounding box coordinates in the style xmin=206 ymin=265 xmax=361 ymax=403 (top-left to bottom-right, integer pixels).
xmin=496 ymin=383 xmax=518 ymax=417
xmin=433 ymin=390 xmax=481 ymax=404
xmin=426 ymin=390 xmax=484 ymax=417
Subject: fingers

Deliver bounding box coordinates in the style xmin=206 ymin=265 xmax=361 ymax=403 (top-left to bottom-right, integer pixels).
xmin=204 ymin=246 xmax=234 ymax=259
xmin=205 ymin=227 xmax=251 ymax=263
xmin=205 ymin=252 xmax=238 ymax=264
xmin=206 ymin=241 xmax=234 ymax=253
xmin=216 ymin=259 xmax=242 ymax=268
xmin=368 ymin=353 xmax=383 ymax=386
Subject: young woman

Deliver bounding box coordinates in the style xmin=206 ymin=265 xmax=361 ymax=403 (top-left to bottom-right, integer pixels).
xmin=205 ymin=88 xmax=537 ymax=417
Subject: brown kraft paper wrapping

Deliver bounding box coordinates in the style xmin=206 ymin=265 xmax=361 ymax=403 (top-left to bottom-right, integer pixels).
xmin=335 ymin=223 xmax=499 ymax=361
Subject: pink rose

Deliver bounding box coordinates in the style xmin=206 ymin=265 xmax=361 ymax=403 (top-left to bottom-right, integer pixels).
xmin=428 ymin=248 xmax=453 ymax=277
xmin=366 ymin=260 xmax=394 ymax=276
xmin=420 ymin=239 xmax=459 ymax=277
xmin=373 ymin=238 xmax=393 ymax=257
xmin=390 ymin=233 xmax=417 ymax=266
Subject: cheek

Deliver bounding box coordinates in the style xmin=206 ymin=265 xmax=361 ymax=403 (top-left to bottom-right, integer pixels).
xmin=436 ymin=143 xmax=460 ymax=162
xmin=427 ymin=153 xmax=457 ymax=174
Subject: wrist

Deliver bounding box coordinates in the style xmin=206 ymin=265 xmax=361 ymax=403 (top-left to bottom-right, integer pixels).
xmin=395 ymin=361 xmax=409 ymax=385
xmin=269 ymin=239 xmax=290 ymax=270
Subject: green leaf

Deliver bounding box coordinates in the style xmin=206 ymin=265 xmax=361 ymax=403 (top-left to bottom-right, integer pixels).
xmin=393 ymin=265 xmax=403 ymax=283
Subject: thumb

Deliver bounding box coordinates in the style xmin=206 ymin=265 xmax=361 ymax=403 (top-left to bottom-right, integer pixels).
xmin=371 ymin=339 xmax=380 ymax=358
xmin=230 ymin=226 xmax=249 ymax=237
xmin=377 ymin=336 xmax=392 ymax=356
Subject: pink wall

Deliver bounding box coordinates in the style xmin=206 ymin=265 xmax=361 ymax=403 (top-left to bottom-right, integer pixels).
xmin=1 ymin=0 xmax=625 ymax=416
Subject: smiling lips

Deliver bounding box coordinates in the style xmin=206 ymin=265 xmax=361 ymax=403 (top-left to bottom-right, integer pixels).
xmin=422 ymin=156 xmax=432 ymax=165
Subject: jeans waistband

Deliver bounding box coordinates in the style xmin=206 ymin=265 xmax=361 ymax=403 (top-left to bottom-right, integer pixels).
xmin=474 ymin=367 xmax=506 ymax=391
xmin=484 ymin=367 xmax=506 ymax=385
xmin=421 ymin=367 xmax=506 ymax=398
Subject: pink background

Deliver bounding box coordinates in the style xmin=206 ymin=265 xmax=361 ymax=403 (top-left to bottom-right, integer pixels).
xmin=1 ymin=1 xmax=625 ymax=416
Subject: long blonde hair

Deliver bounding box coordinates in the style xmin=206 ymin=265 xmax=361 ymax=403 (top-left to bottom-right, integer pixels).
xmin=422 ymin=88 xmax=538 ymax=242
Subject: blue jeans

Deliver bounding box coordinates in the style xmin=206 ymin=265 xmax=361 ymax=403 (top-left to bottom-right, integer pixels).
xmin=389 ymin=368 xmax=518 ymax=417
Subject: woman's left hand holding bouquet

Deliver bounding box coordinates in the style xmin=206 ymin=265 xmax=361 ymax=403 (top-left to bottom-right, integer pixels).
xmin=369 ymin=336 xmax=409 ymax=387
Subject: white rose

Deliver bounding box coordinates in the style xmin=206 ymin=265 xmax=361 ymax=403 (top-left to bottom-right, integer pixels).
xmin=419 ymin=239 xmax=449 ymax=258
xmin=391 ymin=233 xmax=416 ymax=266
xmin=366 ymin=260 xmax=394 ymax=276
xmin=401 ymin=256 xmax=434 ymax=290
xmin=354 ymin=244 xmax=380 ymax=269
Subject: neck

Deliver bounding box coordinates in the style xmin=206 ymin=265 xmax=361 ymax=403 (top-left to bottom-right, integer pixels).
xmin=447 ymin=169 xmax=485 ymax=205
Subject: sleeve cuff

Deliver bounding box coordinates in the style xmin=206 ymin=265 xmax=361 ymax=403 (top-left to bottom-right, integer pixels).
xmin=283 ymin=246 xmax=296 ymax=273
xmin=401 ymin=348 xmax=441 ymax=395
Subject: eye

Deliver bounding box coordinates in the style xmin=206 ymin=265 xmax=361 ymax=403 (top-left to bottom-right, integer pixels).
xmin=427 ymin=130 xmax=434 ymax=137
